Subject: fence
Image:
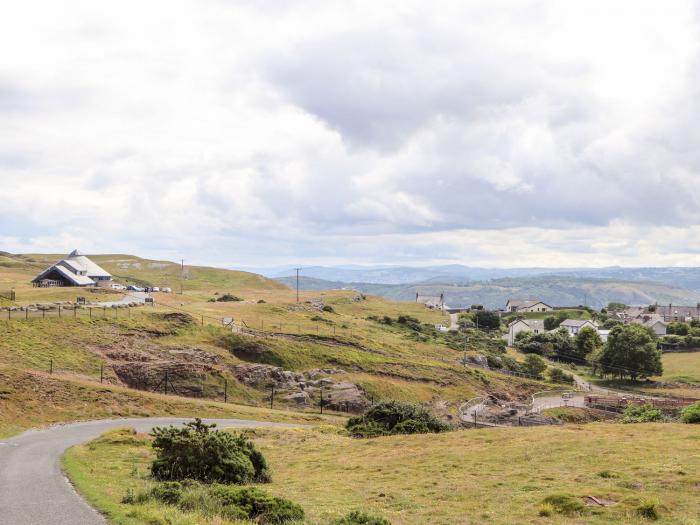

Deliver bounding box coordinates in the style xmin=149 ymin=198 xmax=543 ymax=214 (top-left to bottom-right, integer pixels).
xmin=0 ymin=289 xmax=15 ymax=301
xmin=0 ymin=303 xmax=145 ymax=321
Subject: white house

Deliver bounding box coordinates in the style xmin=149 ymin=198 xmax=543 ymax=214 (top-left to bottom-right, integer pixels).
xmin=558 ymin=319 xmax=598 ymax=337
xmin=505 ymin=299 xmax=553 ymax=313
xmin=507 ymin=318 xmax=545 ymax=346
xmin=631 ymin=317 xmax=668 ymax=336
xmin=32 ymin=250 xmax=112 ymax=288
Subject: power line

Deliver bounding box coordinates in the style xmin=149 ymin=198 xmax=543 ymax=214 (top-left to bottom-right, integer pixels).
xmin=294 ymin=267 xmax=302 ymax=303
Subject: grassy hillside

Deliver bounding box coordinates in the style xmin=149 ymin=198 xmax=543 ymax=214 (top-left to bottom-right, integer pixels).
xmin=65 ymin=423 xmax=700 ymax=524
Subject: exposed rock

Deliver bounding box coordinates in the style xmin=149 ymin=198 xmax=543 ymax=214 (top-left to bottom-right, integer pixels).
xmin=284 ymin=391 xmax=310 ymax=404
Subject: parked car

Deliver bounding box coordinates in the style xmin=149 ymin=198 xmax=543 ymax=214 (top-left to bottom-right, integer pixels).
xmin=151 ymin=287 xmax=160 ymax=292
xmin=110 ymin=283 xmax=126 ymax=290
xmin=127 ymin=285 xmax=145 ymax=292
xmin=161 ymin=287 xmax=172 ymax=293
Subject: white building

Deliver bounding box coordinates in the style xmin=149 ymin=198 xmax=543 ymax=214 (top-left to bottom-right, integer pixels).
xmin=558 ymin=319 xmax=598 ymax=337
xmin=32 ymin=250 xmax=112 ymax=287
xmin=507 ymin=318 xmax=545 ymax=346
xmin=505 ymin=299 xmax=553 ymax=313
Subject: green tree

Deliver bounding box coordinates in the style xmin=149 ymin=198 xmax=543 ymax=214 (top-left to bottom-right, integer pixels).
xmin=574 ymin=326 xmax=602 ymax=360
xmin=597 ymin=325 xmax=662 ymax=380
xmin=607 ymin=302 xmax=627 ymax=311
xmin=543 ymin=315 xmax=562 ymax=331
xmin=667 ymin=321 xmax=689 ymax=336
xmin=473 ymin=310 xmax=500 ymax=331
xmin=523 ymin=354 xmax=547 ymax=378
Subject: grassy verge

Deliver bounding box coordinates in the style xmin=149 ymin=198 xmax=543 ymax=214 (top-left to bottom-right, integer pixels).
xmin=65 ymin=424 xmax=700 ymax=524
xmin=0 ymin=366 xmax=343 ymax=439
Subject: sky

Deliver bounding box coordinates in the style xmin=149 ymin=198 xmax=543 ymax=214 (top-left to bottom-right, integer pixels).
xmin=2 ymin=0 xmax=700 ymax=269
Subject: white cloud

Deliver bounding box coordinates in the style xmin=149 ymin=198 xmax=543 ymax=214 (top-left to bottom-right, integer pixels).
xmin=1 ymin=0 xmax=700 ymax=267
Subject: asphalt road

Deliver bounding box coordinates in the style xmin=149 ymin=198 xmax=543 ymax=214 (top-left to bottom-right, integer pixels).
xmin=0 ymin=417 xmax=302 ymax=525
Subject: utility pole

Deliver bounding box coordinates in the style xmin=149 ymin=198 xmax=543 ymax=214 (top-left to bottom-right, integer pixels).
xmin=294 ymin=268 xmax=302 ymax=303
xmin=180 ymin=259 xmax=184 ymax=295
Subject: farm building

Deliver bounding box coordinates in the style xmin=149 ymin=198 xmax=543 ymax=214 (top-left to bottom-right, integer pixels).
xmin=32 ymin=250 xmax=112 ymax=287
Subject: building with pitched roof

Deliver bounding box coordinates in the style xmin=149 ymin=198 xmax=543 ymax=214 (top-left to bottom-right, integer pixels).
xmin=505 ymin=299 xmax=553 ymax=313
xmin=32 ymin=250 xmax=112 ymax=287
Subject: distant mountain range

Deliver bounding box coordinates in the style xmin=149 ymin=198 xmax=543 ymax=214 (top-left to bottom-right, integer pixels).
xmin=267 ymin=266 xmax=700 ymax=309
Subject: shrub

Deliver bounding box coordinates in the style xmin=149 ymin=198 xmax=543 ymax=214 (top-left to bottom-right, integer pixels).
xmin=346 ymin=400 xmax=449 ymax=437
xmin=680 ymin=401 xmax=700 ymax=423
xmin=322 ymin=305 xmax=335 ymax=313
xmin=217 ymin=294 xmax=243 ymax=302
xmin=622 ymin=404 xmax=663 ymax=423
xmin=547 ymin=367 xmax=574 ymax=384
xmin=541 ymin=493 xmax=585 ymax=516
xmin=333 ymin=510 xmax=392 ymax=524
xmin=636 ymin=499 xmax=659 ymax=520
xmin=537 ymin=503 xmax=554 ymax=517
xmin=150 ymin=419 xmax=271 ymax=484
xmin=522 ymin=354 xmax=547 ymax=378
xmin=135 ymin=482 xmax=304 ymax=524
xmin=210 ymin=486 xmax=304 ymax=524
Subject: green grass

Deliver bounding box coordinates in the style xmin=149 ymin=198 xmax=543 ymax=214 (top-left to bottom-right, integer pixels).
xmin=65 ymin=424 xmax=700 ymax=524
xmin=656 ymin=352 xmax=700 ymax=384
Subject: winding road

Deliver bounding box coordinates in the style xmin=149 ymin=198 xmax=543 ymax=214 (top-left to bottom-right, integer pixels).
xmin=0 ymin=417 xmax=303 ymax=525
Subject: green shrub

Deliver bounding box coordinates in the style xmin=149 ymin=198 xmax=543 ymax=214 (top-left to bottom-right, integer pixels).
xmin=681 ymin=401 xmax=700 ymax=423
xmin=150 ymin=419 xmax=271 ymax=484
xmin=217 ymin=294 xmax=243 ymax=302
xmin=547 ymin=367 xmax=574 ymax=384
xmin=322 ymin=305 xmax=335 ymax=313
xmin=333 ymin=510 xmax=392 ymax=524
xmin=622 ymin=404 xmax=663 ymax=423
xmin=541 ymin=493 xmax=585 ymax=516
xmin=636 ymin=499 xmax=659 ymax=520
xmin=210 ymin=486 xmax=304 ymax=524
xmin=346 ymin=400 xmax=449 ymax=437
xmin=134 ymin=482 xmax=304 ymax=524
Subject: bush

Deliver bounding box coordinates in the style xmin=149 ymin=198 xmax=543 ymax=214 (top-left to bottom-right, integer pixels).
xmin=681 ymin=401 xmax=700 ymax=423
xmin=322 ymin=305 xmax=335 ymax=313
xmin=636 ymin=499 xmax=659 ymax=520
xmin=217 ymin=294 xmax=243 ymax=302
xmin=137 ymin=482 xmax=304 ymax=524
xmin=333 ymin=510 xmax=391 ymax=524
xmin=622 ymin=404 xmax=663 ymax=423
xmin=547 ymin=367 xmax=574 ymax=384
xmin=150 ymin=419 xmax=271 ymax=484
xmin=541 ymin=493 xmax=585 ymax=516
xmin=346 ymin=400 xmax=449 ymax=437
xmin=522 ymin=354 xmax=547 ymax=378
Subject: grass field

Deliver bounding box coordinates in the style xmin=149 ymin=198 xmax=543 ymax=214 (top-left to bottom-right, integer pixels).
xmin=64 ymin=423 xmax=700 ymax=525
xmin=657 ymin=352 xmax=700 ymax=384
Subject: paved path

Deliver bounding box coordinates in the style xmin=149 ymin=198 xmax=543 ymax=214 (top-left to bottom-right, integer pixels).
xmin=96 ymin=291 xmax=150 ymax=308
xmin=530 ymin=394 xmax=585 ymax=413
xmin=0 ymin=417 xmax=303 ymax=525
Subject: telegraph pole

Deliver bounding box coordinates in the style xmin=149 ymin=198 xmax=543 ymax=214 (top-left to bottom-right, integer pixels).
xmin=294 ymin=267 xmax=302 ymax=303
xmin=180 ymin=259 xmax=184 ymax=295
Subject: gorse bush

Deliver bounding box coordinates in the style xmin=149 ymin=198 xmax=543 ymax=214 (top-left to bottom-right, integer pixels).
xmin=333 ymin=510 xmax=392 ymax=524
xmin=346 ymin=400 xmax=450 ymax=437
xmin=622 ymin=404 xmax=663 ymax=423
xmin=150 ymin=419 xmax=271 ymax=484
xmin=547 ymin=367 xmax=574 ymax=384
xmin=680 ymin=401 xmax=700 ymax=423
xmin=141 ymin=481 xmax=304 ymax=524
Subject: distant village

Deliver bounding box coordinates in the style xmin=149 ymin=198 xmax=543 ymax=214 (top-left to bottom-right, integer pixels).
xmin=415 ymin=292 xmax=699 ymax=346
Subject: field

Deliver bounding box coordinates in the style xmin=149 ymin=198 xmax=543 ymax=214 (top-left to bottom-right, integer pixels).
xmin=657 ymin=352 xmax=700 ymax=385
xmin=64 ymin=423 xmax=700 ymax=525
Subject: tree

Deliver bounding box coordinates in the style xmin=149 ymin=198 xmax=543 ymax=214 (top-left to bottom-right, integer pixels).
xmin=473 ymin=310 xmax=500 ymax=331
xmin=597 ymin=324 xmax=662 ymax=380
xmin=574 ymin=326 xmax=602 ymax=361
xmin=544 ymin=315 xmax=562 ymax=331
xmin=667 ymin=322 xmax=689 ymax=336
xmin=607 ymin=302 xmax=627 ymax=311
xmin=523 ymin=354 xmax=547 ymax=378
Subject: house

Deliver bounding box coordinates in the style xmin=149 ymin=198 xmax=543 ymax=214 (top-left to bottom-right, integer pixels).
xmin=505 ymin=299 xmax=553 ymax=313
xmin=597 ymin=329 xmax=611 ymax=342
xmin=654 ymin=303 xmax=700 ymax=323
xmin=416 ymin=292 xmax=444 ymax=310
xmin=631 ymin=317 xmax=668 ymax=336
xmin=558 ymin=319 xmax=598 ymax=337
xmin=507 ymin=318 xmax=545 ymax=346
xmin=32 ymin=250 xmax=112 ymax=288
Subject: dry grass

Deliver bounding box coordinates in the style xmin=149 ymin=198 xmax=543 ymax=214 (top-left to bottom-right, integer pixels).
xmin=64 ymin=423 xmax=700 ymax=524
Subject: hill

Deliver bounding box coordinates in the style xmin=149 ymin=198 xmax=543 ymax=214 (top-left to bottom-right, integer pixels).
xmin=277 ymin=274 xmax=700 ymax=309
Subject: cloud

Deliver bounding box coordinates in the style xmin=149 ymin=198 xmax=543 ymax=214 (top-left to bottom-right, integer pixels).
xmin=1 ymin=0 xmax=700 ymax=267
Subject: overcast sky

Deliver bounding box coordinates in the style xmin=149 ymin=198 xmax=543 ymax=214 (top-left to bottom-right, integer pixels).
xmin=2 ymin=0 xmax=700 ymax=268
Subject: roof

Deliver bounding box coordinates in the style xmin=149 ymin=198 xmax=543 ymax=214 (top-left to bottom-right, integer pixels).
xmin=654 ymin=304 xmax=700 ymax=318
xmin=560 ymin=319 xmax=596 ymax=328
xmin=506 ymin=299 xmax=550 ymax=309
xmin=32 ymin=249 xmax=111 ymax=284
xmin=64 ymin=251 xmax=111 ymax=278
xmin=643 ymin=318 xmax=667 ymax=327
xmin=509 ymin=318 xmax=545 ymax=331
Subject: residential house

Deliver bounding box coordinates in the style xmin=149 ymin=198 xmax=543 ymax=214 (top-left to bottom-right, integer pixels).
xmin=507 ymin=318 xmax=545 ymax=346
xmin=505 ymin=299 xmax=553 ymax=313
xmin=558 ymin=319 xmax=598 ymax=337
xmin=416 ymin=292 xmax=444 ymax=310
xmin=32 ymin=250 xmax=112 ymax=288
xmin=631 ymin=317 xmax=668 ymax=336
xmin=654 ymin=304 xmax=700 ymax=323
